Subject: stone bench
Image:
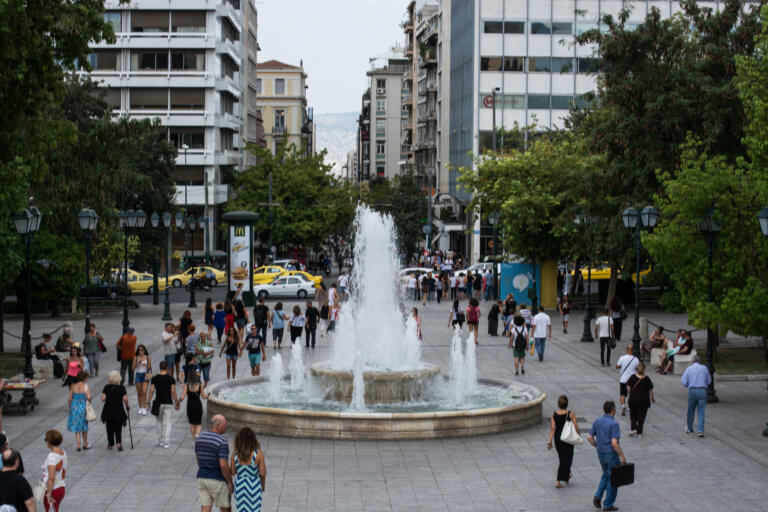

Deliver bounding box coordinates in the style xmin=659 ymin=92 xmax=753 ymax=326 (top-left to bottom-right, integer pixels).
xmin=672 ymin=349 xmax=697 ymax=375
xmin=31 ymin=358 xmax=53 ymax=380
xmin=650 ymin=348 xmax=666 ymax=369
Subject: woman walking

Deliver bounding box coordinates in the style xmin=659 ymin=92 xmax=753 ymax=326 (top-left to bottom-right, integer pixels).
xmin=235 ymin=299 xmax=249 ymax=342
xmin=63 ymin=346 xmax=84 ymax=388
xmin=609 ymin=296 xmax=625 ymax=341
xmin=66 ymin=370 xmax=91 ymax=451
xmin=270 ymin=302 xmax=288 ymax=349
xmin=447 ymin=299 xmax=464 ymax=330
xmin=100 ymin=371 xmax=129 ymax=450
xmin=132 ymin=344 xmax=151 ymax=415
xmin=224 ymin=298 xmax=235 ymax=334
xmin=203 ymin=298 xmax=215 ymax=339
xmin=502 ymin=294 xmax=517 ymax=336
xmin=289 ymin=305 xmax=306 ymax=345
xmin=465 ymin=271 xmax=474 ymax=300
xmin=466 ymin=297 xmax=481 ymax=342
xmin=626 ymin=363 xmax=655 ymax=437
xmin=41 ymin=429 xmax=67 ymax=511
xmin=82 ymin=323 xmax=104 ymax=377
xmin=412 ymin=307 xmax=422 ymax=341
xmin=179 ymin=371 xmax=208 ymax=440
xmin=213 ymin=302 xmax=226 ymax=344
xmin=547 ymin=395 xmax=581 ymax=488
xmin=230 ymin=426 xmax=267 ymax=512
xmin=219 ymin=327 xmax=241 ymax=380
xmin=488 ymin=300 xmax=501 ymax=336
xmin=177 ymin=310 xmax=193 ymax=379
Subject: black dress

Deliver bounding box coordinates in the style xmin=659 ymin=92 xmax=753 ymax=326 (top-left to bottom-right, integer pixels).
xmin=186 ymin=384 xmax=203 ymax=425
xmin=552 ymin=411 xmax=574 ymax=482
xmin=101 ymin=384 xmax=128 ymax=425
xmin=488 ymin=304 xmax=500 ymax=336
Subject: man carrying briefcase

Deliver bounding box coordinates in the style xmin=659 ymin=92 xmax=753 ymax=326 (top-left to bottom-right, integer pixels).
xmin=588 ymin=400 xmax=628 ymax=511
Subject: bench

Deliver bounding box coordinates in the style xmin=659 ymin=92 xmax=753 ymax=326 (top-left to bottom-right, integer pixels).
xmin=672 ymin=349 xmax=697 ymax=375
xmin=31 ymin=358 xmax=53 ymax=380
xmin=650 ymin=348 xmax=666 ymax=369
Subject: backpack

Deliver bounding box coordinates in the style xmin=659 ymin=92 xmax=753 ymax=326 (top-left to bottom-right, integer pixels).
xmin=253 ymin=305 xmax=267 ymax=324
xmin=467 ymin=306 xmax=478 ymax=323
xmin=53 ymin=360 xmax=64 ymax=379
xmin=513 ymin=326 xmax=527 ymax=352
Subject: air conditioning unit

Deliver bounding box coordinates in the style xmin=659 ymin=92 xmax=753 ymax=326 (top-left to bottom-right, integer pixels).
xmin=376 ymin=88 xmax=386 ymax=95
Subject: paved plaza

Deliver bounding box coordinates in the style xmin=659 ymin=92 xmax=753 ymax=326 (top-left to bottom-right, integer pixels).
xmin=3 ymin=298 xmax=768 ymax=511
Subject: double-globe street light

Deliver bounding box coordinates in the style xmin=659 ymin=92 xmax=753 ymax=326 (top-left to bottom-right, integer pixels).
xmin=187 ymin=215 xmax=206 ymax=308
xmin=622 ymin=206 xmax=659 ymax=359
xmin=697 ymin=207 xmax=720 ymax=403
xmin=77 ymin=209 xmax=99 ymax=335
xmin=150 ymin=212 xmax=178 ymax=321
xmin=117 ymin=209 xmax=147 ymax=333
xmin=12 ymin=203 xmax=42 ymax=407
xmin=574 ymin=213 xmax=595 ymax=342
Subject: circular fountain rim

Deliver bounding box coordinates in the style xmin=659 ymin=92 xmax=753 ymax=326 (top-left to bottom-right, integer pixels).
xmin=309 ymin=361 xmax=441 ymax=381
xmin=206 ymin=376 xmax=546 ymax=420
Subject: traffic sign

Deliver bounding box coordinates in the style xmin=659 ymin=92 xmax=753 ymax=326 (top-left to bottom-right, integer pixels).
xmin=483 ymin=95 xmax=495 ymax=108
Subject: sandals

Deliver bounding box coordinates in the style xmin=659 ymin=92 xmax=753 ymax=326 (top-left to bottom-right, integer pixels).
xmin=83 ymin=444 xmax=92 ymax=450
xmin=76 ymin=447 xmax=81 ymax=452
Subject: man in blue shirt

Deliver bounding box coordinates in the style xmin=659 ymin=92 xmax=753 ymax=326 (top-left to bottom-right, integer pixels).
xmin=681 ymin=355 xmax=712 ymax=437
xmin=588 ymin=400 xmax=627 ymax=511
xmin=195 ymin=414 xmax=233 ymax=512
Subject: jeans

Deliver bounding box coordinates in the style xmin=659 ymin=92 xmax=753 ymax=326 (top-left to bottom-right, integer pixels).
xmin=305 ymin=326 xmax=316 ymax=348
xmin=198 ymin=362 xmax=211 ymax=383
xmin=534 ymin=338 xmax=546 ymax=360
xmin=255 ymin=322 xmax=268 ymax=343
xmin=156 ymin=404 xmax=173 ymax=443
xmin=687 ymin=388 xmax=707 ymax=433
xmin=599 ymin=337 xmax=612 ymax=365
xmin=85 ymin=352 xmax=99 ymax=376
xmin=120 ymin=358 xmax=134 ymax=385
xmin=595 ymin=451 xmax=620 ymax=508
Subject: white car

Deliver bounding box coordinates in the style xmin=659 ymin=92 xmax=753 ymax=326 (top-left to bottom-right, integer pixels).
xmin=254 ymin=276 xmax=316 ymax=299
xmin=453 ymin=263 xmax=494 ymax=278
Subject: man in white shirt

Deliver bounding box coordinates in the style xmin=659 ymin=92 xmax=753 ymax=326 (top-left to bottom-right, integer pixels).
xmin=532 ymin=305 xmax=551 ymax=362
xmin=338 ymin=273 xmax=349 ymax=299
xmin=595 ymin=309 xmax=615 ymax=366
xmin=406 ymin=275 xmax=417 ymax=300
xmin=615 ymin=344 xmax=640 ymax=416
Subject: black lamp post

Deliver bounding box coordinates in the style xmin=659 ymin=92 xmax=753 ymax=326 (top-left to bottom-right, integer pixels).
xmin=12 ymin=203 xmax=42 ymax=407
xmin=152 ymin=212 xmax=175 ymax=321
xmin=758 ymin=207 xmax=768 ymax=436
xmin=117 ymin=209 xmax=147 ymax=333
xmin=77 ymin=208 xmax=98 ymax=335
xmin=697 ymin=207 xmax=720 ymax=403
xmin=491 ymin=87 xmax=501 ymax=154
xmin=489 ymin=213 xmax=499 ymax=301
xmin=622 ymin=205 xmax=659 ymax=358
xmin=188 ymin=215 xmax=198 ymax=308
xmin=575 ymin=213 xmax=594 ymax=342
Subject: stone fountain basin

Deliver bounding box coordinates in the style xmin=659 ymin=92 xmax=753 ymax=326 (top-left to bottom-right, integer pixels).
xmin=206 ymin=377 xmax=545 ymax=440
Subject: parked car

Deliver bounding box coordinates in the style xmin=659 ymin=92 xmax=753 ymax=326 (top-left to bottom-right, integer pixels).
xmin=168 ymin=266 xmax=226 ymax=288
xmin=272 ymin=259 xmax=306 ymax=271
xmin=127 ymin=273 xmax=168 ymax=294
xmin=110 ymin=268 xmax=141 ymax=282
xmin=570 ymin=265 xmax=650 ymax=284
xmin=287 ymin=270 xmax=323 ymax=286
xmin=254 ymin=275 xmax=316 ymax=299
xmin=452 ymin=263 xmax=493 ymax=278
xmin=252 ymin=265 xmax=288 ymax=285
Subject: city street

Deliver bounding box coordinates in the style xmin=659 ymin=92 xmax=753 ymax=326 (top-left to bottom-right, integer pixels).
xmin=3 ymin=298 xmax=767 ymax=511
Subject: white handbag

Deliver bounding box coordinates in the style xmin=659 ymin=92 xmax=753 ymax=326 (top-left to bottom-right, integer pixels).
xmin=33 ymin=481 xmax=46 ymax=502
xmin=560 ymin=412 xmax=583 ymax=445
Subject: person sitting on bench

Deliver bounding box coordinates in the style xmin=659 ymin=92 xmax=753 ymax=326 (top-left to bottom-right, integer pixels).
xmin=659 ymin=330 xmax=693 ymax=374
xmin=35 ymin=334 xmax=60 ymax=361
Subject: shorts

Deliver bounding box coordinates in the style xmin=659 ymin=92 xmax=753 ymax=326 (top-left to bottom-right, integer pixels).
xmin=226 ymin=354 xmax=238 ymax=360
xmin=248 ymin=352 xmax=262 ymax=368
xmin=619 ymin=382 xmax=628 ymax=397
xmin=134 ymin=372 xmax=146 ymax=384
xmin=513 ymin=348 xmax=526 ymax=359
xmin=174 ymin=352 xmax=181 ymax=363
xmin=236 ymin=318 xmax=247 ymax=328
xmin=164 ymin=354 xmax=176 ymax=367
xmin=562 ymin=314 xmax=570 ymax=322
xmin=197 ymin=478 xmax=230 ymax=509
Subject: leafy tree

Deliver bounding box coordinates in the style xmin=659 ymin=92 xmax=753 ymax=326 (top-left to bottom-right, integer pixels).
xmin=364 ymin=174 xmax=429 ymax=257
xmin=228 ymin=145 xmax=355 ymax=250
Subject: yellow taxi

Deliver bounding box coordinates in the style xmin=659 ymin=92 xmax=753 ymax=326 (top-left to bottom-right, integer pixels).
xmin=571 ymin=265 xmax=651 ymax=284
xmin=252 ymin=265 xmax=287 ymax=285
xmin=127 ymin=273 xmax=168 ymax=294
xmin=288 ymin=270 xmax=323 ymax=287
xmin=110 ymin=268 xmax=141 ymax=281
xmin=168 ymin=266 xmax=226 ymax=288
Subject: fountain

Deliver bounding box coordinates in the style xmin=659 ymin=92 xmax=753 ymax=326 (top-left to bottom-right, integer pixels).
xmin=207 ymin=206 xmax=545 ymax=439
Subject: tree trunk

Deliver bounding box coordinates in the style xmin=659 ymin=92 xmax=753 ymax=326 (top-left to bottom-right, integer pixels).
xmin=606 ymin=264 xmax=618 ymax=309
xmin=762 ymin=335 xmax=767 ymax=364
xmin=0 ymin=295 xmax=4 ymax=352
xmin=570 ymin=259 xmax=582 ymax=296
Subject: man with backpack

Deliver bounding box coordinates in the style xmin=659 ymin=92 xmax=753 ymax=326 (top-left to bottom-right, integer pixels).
xmin=253 ymin=297 xmax=270 ymax=343
xmin=508 ymin=315 xmax=529 ymax=376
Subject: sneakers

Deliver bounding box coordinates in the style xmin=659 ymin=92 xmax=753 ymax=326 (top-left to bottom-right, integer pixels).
xmin=628 ymin=430 xmax=637 ymax=436
xmin=593 ymin=496 xmax=601 ymax=509
xmin=514 ymin=371 xmax=519 ymax=376
xmin=684 ymin=428 xmax=693 ymax=435
xmin=157 ymin=441 xmax=164 ymax=447
xmin=698 ymin=432 xmax=705 ymax=438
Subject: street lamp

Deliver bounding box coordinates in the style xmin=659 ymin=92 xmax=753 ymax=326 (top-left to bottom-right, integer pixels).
xmin=697 ymin=206 xmax=720 ymax=403
xmin=622 ymin=205 xmax=659 ymax=358
xmin=117 ymin=209 xmax=147 ymax=333
xmin=491 ymin=87 xmax=501 ymax=154
xmin=574 ymin=213 xmax=594 ymax=342
xmin=151 ymin=212 xmax=175 ymax=321
xmin=489 ymin=213 xmax=499 ymax=301
xmin=77 ymin=208 xmax=98 ymax=335
xmin=182 ymin=143 xmax=190 ymax=274
xmin=758 ymin=207 xmax=768 ymax=436
xmin=12 ymin=203 xmax=42 ymax=408
xmin=188 ymin=215 xmax=198 ymax=308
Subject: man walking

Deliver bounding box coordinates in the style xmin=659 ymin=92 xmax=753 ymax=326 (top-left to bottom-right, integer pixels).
xmin=196 ymin=414 xmax=233 ymax=512
xmin=252 ymin=297 xmax=269 ymax=344
xmin=588 ymin=400 xmax=627 ymax=511
xmin=147 ymin=361 xmax=179 ymax=448
xmin=305 ymin=301 xmax=319 ymax=348
xmin=595 ymin=309 xmax=615 ymax=366
xmin=681 ymin=355 xmax=711 ymax=437
xmin=244 ymin=325 xmax=266 ymax=376
xmin=615 ymin=345 xmax=640 ymax=416
xmin=557 ymin=293 xmax=572 ymax=334
xmin=338 ymin=272 xmax=349 ymax=300
xmin=116 ymin=326 xmax=137 ymax=386
xmin=0 ymin=449 xmax=35 ymax=512
xmin=532 ymin=305 xmax=551 ymax=362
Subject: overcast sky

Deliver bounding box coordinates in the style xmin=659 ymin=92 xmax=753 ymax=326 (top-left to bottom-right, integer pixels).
xmin=256 ymin=0 xmax=414 ymax=115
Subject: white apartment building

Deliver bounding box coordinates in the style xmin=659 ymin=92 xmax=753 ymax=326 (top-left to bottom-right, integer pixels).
xmin=86 ymin=0 xmax=253 ymax=258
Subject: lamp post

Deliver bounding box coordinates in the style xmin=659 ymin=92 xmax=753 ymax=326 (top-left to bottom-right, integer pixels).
xmin=491 ymin=87 xmax=501 ymax=154
xmin=574 ymin=213 xmax=594 ymax=342
xmin=77 ymin=209 xmax=98 ymax=335
xmin=182 ymin=143 xmax=190 ymax=272
xmin=152 ymin=213 xmax=175 ymax=321
xmin=758 ymin=207 xmax=768 ymax=436
xmin=622 ymin=205 xmax=659 ymax=358
xmin=12 ymin=203 xmax=42 ymax=407
xmin=188 ymin=215 xmax=197 ymax=308
xmin=117 ymin=209 xmax=147 ymax=333
xmin=697 ymin=207 xmax=720 ymax=403
xmin=489 ymin=213 xmax=499 ymax=301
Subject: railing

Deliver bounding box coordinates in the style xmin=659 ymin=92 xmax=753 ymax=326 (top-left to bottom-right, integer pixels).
xmin=273 ymin=125 xmax=286 ymax=134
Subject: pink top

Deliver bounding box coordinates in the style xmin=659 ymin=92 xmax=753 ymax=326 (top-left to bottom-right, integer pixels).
xmin=67 ymin=360 xmax=81 ymax=377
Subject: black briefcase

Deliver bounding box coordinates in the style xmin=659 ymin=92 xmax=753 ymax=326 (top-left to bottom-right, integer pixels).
xmin=610 ymin=463 xmax=635 ymax=487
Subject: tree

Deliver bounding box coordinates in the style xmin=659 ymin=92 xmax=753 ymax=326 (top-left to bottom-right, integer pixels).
xmin=227 ymin=145 xmax=355 ymax=251
xmin=364 ymin=174 xmax=429 ymax=257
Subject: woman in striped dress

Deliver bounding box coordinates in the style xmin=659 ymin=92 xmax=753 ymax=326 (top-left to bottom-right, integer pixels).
xmin=230 ymin=426 xmax=266 ymax=511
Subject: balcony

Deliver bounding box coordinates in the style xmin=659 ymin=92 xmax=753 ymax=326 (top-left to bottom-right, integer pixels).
xmin=216 ymin=2 xmax=242 ymax=35
xmin=273 ymin=124 xmax=286 ymax=135
xmin=173 ymin=183 xmax=229 ymax=206
xmin=215 ymin=72 xmax=242 ymax=98
xmin=376 ymin=153 xmax=385 ymax=161
xmin=215 ymin=39 xmax=242 ymax=65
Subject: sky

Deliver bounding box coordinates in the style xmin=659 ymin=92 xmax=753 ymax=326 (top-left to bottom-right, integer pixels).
xmin=256 ymin=0 xmax=414 ymax=115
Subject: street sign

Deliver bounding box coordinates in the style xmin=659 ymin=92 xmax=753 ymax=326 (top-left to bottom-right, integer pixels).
xmin=483 ymin=95 xmax=495 ymax=108
xmin=422 ymin=225 xmax=432 ymax=234
xmin=488 ymin=240 xmax=495 ymax=249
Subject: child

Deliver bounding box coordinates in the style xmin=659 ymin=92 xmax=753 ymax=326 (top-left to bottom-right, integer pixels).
xmin=327 ymin=303 xmax=341 ymax=333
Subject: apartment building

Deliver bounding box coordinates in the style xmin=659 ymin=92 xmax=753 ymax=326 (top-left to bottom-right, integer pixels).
xmin=88 ymin=0 xmax=252 ymax=259
xmin=256 ymin=60 xmax=314 ymax=155
xmin=243 ymin=0 xmax=265 ymax=167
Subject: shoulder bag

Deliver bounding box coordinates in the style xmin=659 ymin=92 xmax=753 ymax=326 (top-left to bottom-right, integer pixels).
xmin=559 ymin=411 xmax=583 ymax=445
xmin=86 ymin=401 xmax=97 ymax=422
xmin=33 ymin=480 xmax=46 ymax=502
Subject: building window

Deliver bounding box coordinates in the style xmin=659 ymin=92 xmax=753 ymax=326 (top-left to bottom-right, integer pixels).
xmin=171 ymin=51 xmax=205 ymax=71
xmin=220 ymin=93 xmax=235 ymax=114
xmin=130 ymin=88 xmax=167 ymax=110
xmin=88 ymin=50 xmax=119 ymax=70
xmin=169 ymin=127 xmax=205 ymax=149
xmin=104 ymin=11 xmax=122 ymax=32
xmin=376 ymin=141 xmax=385 ymax=155
xmin=505 ymin=21 xmax=525 ymax=34
xmin=551 ymin=57 xmax=573 ymax=73
xmin=104 ymin=88 xmax=121 ymax=109
xmin=220 ymin=129 xmax=234 ymax=151
xmin=552 ymin=22 xmax=573 ymax=35
xmin=130 ymin=50 xmax=169 ymax=71
xmin=480 ymin=57 xmax=503 ymax=72
xmin=528 ymin=57 xmax=551 ymax=72
xmin=171 ymin=11 xmax=205 ymax=32
xmin=527 ymin=94 xmax=550 ymax=109
xmin=551 ymin=95 xmax=574 ymax=110
xmin=256 ymin=78 xmax=262 ymax=94
xmin=504 ymin=57 xmax=524 ymax=72
xmin=376 ymin=165 xmax=385 ymax=176
xmin=131 ymin=11 xmax=169 ymax=32
xmin=220 ymin=55 xmax=238 ymax=79
xmin=170 ymin=88 xmax=205 ymax=110
xmin=376 ymin=98 xmax=386 ymax=113
xmin=274 ymin=110 xmax=286 ymax=132
xmin=376 ymin=119 xmax=386 ymax=136
xmin=173 ymin=166 xmax=205 ymax=186
xmin=275 ymin=78 xmax=285 ymax=95
xmin=483 ymin=21 xmax=503 ymax=34
xmin=376 ymin=78 xmax=386 ymax=92
xmin=530 ymin=22 xmax=552 ymax=35
xmin=578 ymin=58 xmax=601 ymax=74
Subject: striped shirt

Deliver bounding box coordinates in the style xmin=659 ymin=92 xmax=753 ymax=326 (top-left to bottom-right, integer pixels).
xmin=195 ymin=431 xmax=229 ymax=481
xmin=185 ymin=333 xmax=200 ymax=356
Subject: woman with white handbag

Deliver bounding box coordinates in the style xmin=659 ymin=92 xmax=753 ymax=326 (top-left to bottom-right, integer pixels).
xmin=547 ymin=395 xmax=583 ymax=488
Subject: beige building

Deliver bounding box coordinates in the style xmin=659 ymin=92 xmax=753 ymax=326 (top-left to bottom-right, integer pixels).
xmin=256 ymin=60 xmax=313 ymax=155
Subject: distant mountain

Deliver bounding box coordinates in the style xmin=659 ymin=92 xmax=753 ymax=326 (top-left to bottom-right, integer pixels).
xmin=314 ymin=112 xmax=357 ymax=176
